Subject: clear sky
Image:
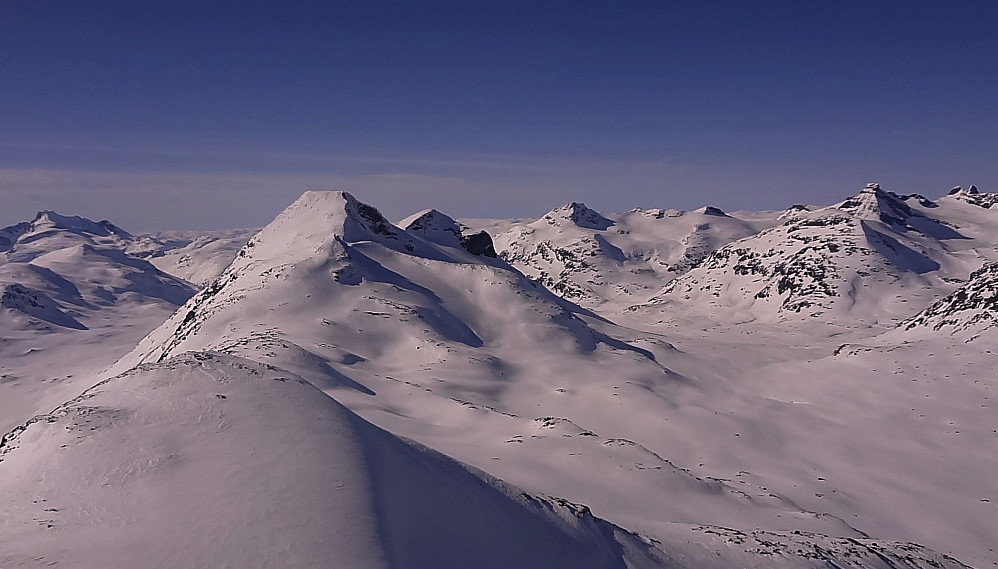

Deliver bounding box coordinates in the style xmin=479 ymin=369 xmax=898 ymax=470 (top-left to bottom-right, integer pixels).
xmin=2 ymin=1 xmax=996 ymax=231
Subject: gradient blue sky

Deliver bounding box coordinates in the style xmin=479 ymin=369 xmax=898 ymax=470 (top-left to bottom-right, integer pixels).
xmin=2 ymin=1 xmax=996 ymax=231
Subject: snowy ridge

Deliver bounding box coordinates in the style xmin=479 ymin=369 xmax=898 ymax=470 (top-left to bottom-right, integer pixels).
xmin=543 ymin=201 xmax=616 ymax=230
xmin=139 ymin=228 xmax=256 ymax=287
xmin=835 ymin=182 xmax=920 ymax=227
xmin=490 ymin=202 xmax=765 ymax=306
xmin=947 ymin=184 xmax=998 ymax=209
xmin=0 ymin=352 xmax=667 ymax=569
xmin=634 ymin=183 xmax=973 ymax=322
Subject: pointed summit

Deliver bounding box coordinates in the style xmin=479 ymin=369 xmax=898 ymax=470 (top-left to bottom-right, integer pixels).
xmin=542 ymin=202 xmax=614 ymax=230
xmin=403 ymin=208 xmax=463 ymax=247
xmin=945 ymin=184 xmax=997 ymax=209
xmin=403 ymin=209 xmax=499 ymax=258
xmin=239 ymin=191 xmax=421 ymax=264
xmin=836 ymin=183 xmax=915 ymax=226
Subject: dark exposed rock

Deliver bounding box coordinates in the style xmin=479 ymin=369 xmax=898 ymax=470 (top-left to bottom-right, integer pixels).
xmin=460 ymin=231 xmax=498 ymax=258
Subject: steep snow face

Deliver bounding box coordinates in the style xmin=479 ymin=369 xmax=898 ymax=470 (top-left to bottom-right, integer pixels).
xmin=635 ymin=184 xmax=979 ymax=324
xmin=834 ymin=183 xmax=921 ymax=227
xmin=402 ymin=208 xmax=464 ymax=247
xmin=901 ymin=262 xmax=998 ymax=340
xmin=488 ymin=203 xmax=768 ymax=307
xmin=0 ymin=222 xmax=30 ymax=252
xmin=0 ymin=352 xmax=665 ymax=569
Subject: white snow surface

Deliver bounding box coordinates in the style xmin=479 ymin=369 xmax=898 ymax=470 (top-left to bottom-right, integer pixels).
xmin=138 ymin=227 xmax=256 ymax=286
xmin=3 ymin=186 xmax=997 ymax=568
xmin=0 ymin=352 xmax=665 ymax=569
xmin=0 ymin=211 xmax=194 ymax=437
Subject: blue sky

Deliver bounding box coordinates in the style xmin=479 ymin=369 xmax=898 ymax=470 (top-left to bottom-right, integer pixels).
xmin=2 ymin=1 xmax=996 ymax=230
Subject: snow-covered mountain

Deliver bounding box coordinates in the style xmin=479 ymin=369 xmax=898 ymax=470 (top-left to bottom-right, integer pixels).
xmin=901 ymin=261 xmax=998 ymax=340
xmin=2 ymin=186 xmax=996 ymax=568
xmin=136 ymin=227 xmax=257 ymax=286
xmin=630 ymin=183 xmax=997 ymax=325
xmin=482 ymin=201 xmax=771 ymax=307
xmin=0 ymin=211 xmax=195 ymax=435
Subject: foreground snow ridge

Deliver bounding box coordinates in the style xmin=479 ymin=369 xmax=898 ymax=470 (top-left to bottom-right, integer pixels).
xmin=0 ymin=353 xmax=665 ymax=569
xmin=1 ymin=187 xmax=995 ymax=568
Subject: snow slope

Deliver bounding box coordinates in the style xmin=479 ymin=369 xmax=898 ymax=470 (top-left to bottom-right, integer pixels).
xmin=136 ymin=228 xmax=257 ymax=286
xmin=483 ymin=201 xmax=771 ymax=307
xmin=631 ymin=183 xmax=997 ymax=326
xmin=0 ymin=352 xmax=666 ymax=569
xmin=0 ymin=212 xmax=195 ymax=436
xmin=4 ymin=187 xmax=996 ymax=567
xmin=901 ymin=261 xmax=998 ymax=341
xmin=106 ymin=190 xmax=985 ymax=567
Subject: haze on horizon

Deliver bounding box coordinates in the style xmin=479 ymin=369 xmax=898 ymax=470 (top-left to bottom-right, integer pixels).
xmin=1 ymin=1 xmax=996 ymax=231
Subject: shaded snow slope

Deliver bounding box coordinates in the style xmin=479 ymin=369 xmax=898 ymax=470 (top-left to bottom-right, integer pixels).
xmin=0 ymin=352 xmax=666 ymax=569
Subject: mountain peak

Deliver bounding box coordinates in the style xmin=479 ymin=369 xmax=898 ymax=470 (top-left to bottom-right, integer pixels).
xmin=945 ymin=184 xmax=998 ymax=209
xmin=543 ymin=202 xmax=614 ymax=230
xmin=31 ymin=210 xmax=131 ymax=238
xmin=836 ymin=183 xmax=914 ymax=226
xmin=246 ymin=191 xmax=410 ymax=260
xmin=948 ymin=184 xmax=980 ymax=196
xmin=402 ymin=209 xmax=498 ymax=257
xmin=403 ymin=208 xmax=463 ymax=247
